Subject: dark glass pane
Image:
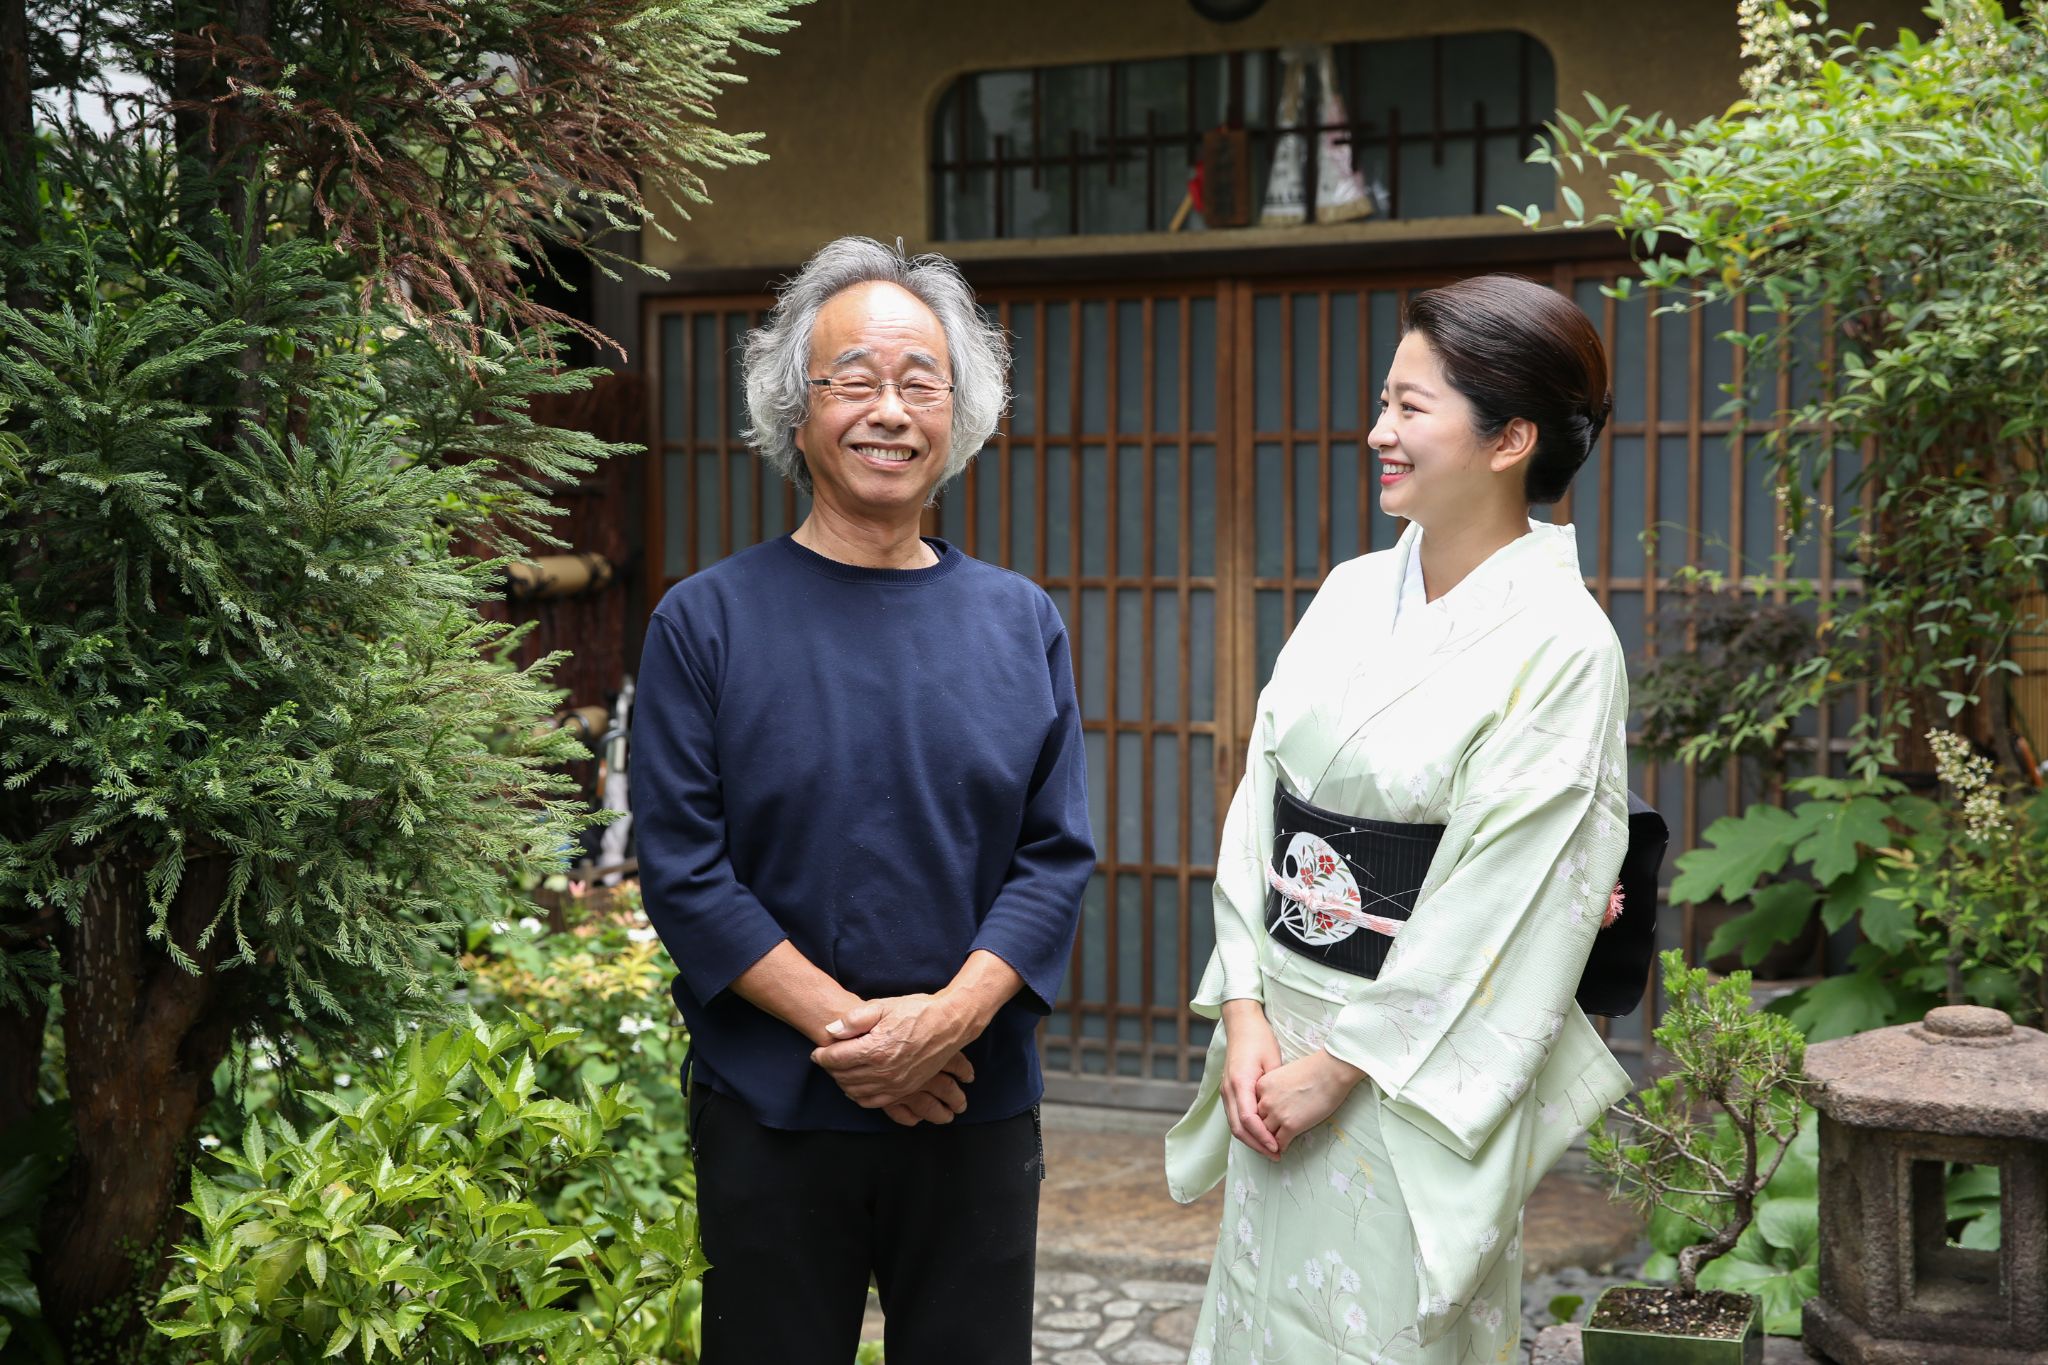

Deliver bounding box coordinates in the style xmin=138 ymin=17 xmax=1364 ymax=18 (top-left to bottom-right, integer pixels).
xmin=1117 ymin=731 xmax=1143 ymax=860
xmin=1295 ymin=442 xmax=1322 ymax=577
xmin=1292 ymin=293 xmax=1320 ymax=430
xmin=1117 ymin=444 xmax=1144 ymax=578
xmin=1657 ymin=436 xmax=1690 ymax=577
xmin=1117 ymin=588 xmax=1143 ymax=723
xmin=1046 ymin=446 xmax=1073 ymax=574
xmin=1117 ymin=299 xmax=1145 ymax=433
xmin=1046 ymin=302 xmax=1073 ymax=435
xmin=1658 ymin=305 xmax=1691 ymax=420
xmin=1081 ymin=446 xmax=1109 ymax=576
xmin=1012 ymin=446 xmax=1039 ymax=575
xmin=1154 ymin=446 xmax=1181 ymax=578
xmin=1152 ymin=875 xmax=1182 ymax=1009
xmin=1329 ymin=292 xmax=1360 ymax=431
xmin=1191 ymin=443 xmax=1217 ymax=577
xmin=1613 ymin=289 xmax=1648 ymax=426
xmin=729 ymin=452 xmax=754 ymax=552
xmin=1081 ymin=586 xmax=1107 ymax=719
xmin=1252 ymin=293 xmax=1282 ymax=429
xmin=1081 ymin=872 xmax=1106 ymax=1000
xmin=1117 ymin=873 xmax=1143 ymax=1006
xmin=1010 ymin=303 xmax=1038 ymax=435
xmin=1256 ymin=589 xmax=1286 ymax=686
xmin=1611 ymin=433 xmax=1647 ymax=580
xmin=1331 ymin=441 xmax=1361 ymax=565
xmin=1153 ymin=589 xmax=1180 ymax=723
xmin=663 ymin=452 xmax=687 ymax=577
xmin=1081 ymin=300 xmax=1109 ymax=434
xmin=695 ymin=455 xmax=719 ymax=568
xmin=1255 ymin=443 xmax=1284 ymax=577
xmin=692 ymin=314 xmax=719 ymax=442
xmin=977 ymin=451 xmax=1002 ymax=561
xmin=1188 ymin=877 xmax=1216 ymax=997
xmin=1190 ymin=590 xmax=1216 ymax=723
xmin=1190 ymin=297 xmax=1218 ymax=432
xmin=1190 ymin=735 xmax=1216 ymax=855
xmin=1153 ymin=733 xmax=1180 ymax=865
xmin=662 ymin=316 xmax=685 ymax=442
xmin=1154 ymin=300 xmax=1183 ymax=433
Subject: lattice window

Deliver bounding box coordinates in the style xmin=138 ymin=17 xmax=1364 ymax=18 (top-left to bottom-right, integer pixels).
xmin=930 ymin=31 xmax=1556 ymax=241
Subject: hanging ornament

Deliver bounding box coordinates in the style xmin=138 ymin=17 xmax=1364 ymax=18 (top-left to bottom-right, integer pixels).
xmin=1312 ymin=45 xmax=1374 ymax=224
xmin=1258 ymin=47 xmax=1312 ymax=227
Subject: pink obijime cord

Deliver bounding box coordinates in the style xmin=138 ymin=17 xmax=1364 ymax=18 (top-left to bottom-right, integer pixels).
xmin=1264 ymin=866 xmax=1407 ymax=938
xmin=1268 ymin=866 xmax=1630 ymax=935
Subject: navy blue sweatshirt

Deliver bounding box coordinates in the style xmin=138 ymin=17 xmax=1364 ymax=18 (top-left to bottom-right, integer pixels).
xmin=633 ymin=535 xmax=1094 ymax=1130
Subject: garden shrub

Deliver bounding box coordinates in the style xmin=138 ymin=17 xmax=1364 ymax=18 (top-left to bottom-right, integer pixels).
xmin=153 ymin=1013 xmax=706 ymax=1363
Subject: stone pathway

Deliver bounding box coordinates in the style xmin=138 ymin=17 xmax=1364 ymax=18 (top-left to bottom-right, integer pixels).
xmin=1030 ymin=1268 xmax=1204 ymax=1365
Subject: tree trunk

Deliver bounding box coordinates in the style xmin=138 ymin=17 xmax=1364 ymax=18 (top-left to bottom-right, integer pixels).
xmin=40 ymin=855 xmax=239 ymax=1349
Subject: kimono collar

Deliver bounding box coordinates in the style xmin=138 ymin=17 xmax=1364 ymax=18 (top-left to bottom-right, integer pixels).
xmin=1397 ymin=518 xmax=1583 ymax=622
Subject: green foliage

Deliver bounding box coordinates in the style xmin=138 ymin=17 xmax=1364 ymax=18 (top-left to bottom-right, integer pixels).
xmin=1521 ymin=0 xmax=2048 ymax=775
xmin=463 ymin=887 xmax=695 ymax=1223
xmin=1591 ymin=952 xmax=1809 ymax=1301
xmin=152 ymin=1012 xmax=708 ymax=1363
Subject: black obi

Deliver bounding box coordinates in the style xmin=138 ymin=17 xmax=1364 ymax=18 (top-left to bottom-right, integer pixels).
xmin=1264 ymin=784 xmax=1668 ymax=1018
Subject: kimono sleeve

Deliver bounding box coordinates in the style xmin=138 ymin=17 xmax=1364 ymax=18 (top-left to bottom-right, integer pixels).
xmin=1323 ymin=634 xmax=1630 ymax=1160
xmin=1189 ymin=696 xmax=1279 ymax=1012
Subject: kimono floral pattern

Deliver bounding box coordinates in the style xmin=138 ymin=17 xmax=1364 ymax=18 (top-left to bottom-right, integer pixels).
xmin=1167 ymin=522 xmax=1635 ymax=1364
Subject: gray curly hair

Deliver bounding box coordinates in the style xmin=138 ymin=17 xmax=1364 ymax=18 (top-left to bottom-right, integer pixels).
xmin=742 ymin=237 xmax=1010 ymax=493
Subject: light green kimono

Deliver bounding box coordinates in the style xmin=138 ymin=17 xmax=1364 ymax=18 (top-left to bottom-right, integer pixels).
xmin=1166 ymin=521 xmax=1634 ymax=1364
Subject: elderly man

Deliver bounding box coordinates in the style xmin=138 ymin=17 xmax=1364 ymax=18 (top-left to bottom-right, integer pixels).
xmin=634 ymin=236 xmax=1094 ymax=1365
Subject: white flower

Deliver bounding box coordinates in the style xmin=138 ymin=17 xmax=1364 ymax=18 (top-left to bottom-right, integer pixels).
xmin=1339 ymin=1267 xmax=1360 ymax=1294
xmin=490 ymin=920 xmax=510 ymax=935
xmin=1249 ymin=1245 xmax=1261 ymax=1268
xmin=1304 ymin=1258 xmax=1325 ymax=1290
xmin=1236 ymin=1217 xmax=1253 ymax=1246
xmin=1539 ymin=1101 xmax=1563 ymax=1126
xmin=1216 ymin=1291 xmax=1228 ymax=1317
xmin=1344 ymin=1304 xmax=1368 ymax=1333
xmin=1233 ymin=1178 xmax=1247 ymax=1206
xmin=1191 ymin=1352 xmax=1212 ymax=1365
xmin=1287 ymin=1274 xmax=1299 ymax=1291
xmin=198 ymin=1134 xmax=220 ymax=1150
xmin=334 ymin=1073 xmax=353 ymax=1088
xmin=1240 ymin=1308 xmax=1252 ymax=1330
xmin=627 ymin=926 xmax=658 ymax=943
xmin=1329 ymin=1170 xmax=1351 ymax=1195
xmin=1325 ymin=1249 xmax=1344 ymax=1266
xmin=1408 ymin=994 xmax=1440 ymax=1023
xmin=370 ymin=1045 xmax=387 ymax=1060
xmin=518 ymin=915 xmax=543 ymax=934
xmin=1478 ymin=1225 xmax=1500 ymax=1254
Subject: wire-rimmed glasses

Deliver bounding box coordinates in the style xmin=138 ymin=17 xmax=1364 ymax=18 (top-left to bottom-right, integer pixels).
xmin=806 ymin=376 xmax=955 ymax=409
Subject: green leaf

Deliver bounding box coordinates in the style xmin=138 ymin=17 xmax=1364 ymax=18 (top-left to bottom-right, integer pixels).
xmin=1958 ymin=1209 xmax=2002 ymax=1251
xmin=1549 ymin=1293 xmax=1584 ymax=1324
xmin=1705 ymin=881 xmax=1817 ymax=967
xmin=1820 ymin=859 xmax=1881 ymax=934
xmin=249 ymin=1237 xmax=308 ymax=1305
xmin=1792 ymin=797 xmax=1893 ymax=885
xmin=1756 ymin=1196 xmax=1820 ymax=1263
xmin=479 ymin=1307 xmax=581 ymax=1344
xmin=1774 ymin=972 xmax=1899 ymax=1041
xmin=1672 ymin=805 xmax=1806 ymax=903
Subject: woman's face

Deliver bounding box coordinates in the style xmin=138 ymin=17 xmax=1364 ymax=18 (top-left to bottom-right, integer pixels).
xmin=1368 ymin=331 xmax=1512 ymax=530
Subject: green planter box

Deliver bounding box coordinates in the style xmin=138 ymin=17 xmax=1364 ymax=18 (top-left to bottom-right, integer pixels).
xmin=1582 ymin=1287 xmax=1762 ymax=1365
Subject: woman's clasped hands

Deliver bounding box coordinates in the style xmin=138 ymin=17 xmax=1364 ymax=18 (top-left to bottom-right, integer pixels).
xmin=1218 ymin=998 xmax=1365 ymax=1158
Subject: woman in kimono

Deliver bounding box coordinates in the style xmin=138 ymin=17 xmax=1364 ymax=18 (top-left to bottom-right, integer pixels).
xmin=1166 ymin=274 xmax=1630 ymax=1364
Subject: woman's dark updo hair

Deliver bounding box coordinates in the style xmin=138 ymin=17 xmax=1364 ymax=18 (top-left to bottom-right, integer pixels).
xmin=1402 ymin=275 xmax=1612 ymax=506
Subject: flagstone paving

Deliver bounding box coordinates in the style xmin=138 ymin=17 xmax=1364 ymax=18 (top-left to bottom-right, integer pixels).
xmin=860 ymin=1102 xmax=1652 ymax=1363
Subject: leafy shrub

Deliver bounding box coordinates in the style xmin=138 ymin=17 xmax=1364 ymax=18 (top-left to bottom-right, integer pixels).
xmin=152 ymin=1014 xmax=705 ymax=1362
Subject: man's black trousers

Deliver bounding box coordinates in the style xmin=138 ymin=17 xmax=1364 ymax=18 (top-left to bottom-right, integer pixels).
xmin=691 ymin=1085 xmax=1042 ymax=1365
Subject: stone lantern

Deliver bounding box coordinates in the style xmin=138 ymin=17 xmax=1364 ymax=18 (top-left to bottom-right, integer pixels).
xmin=1802 ymin=1005 xmax=2048 ymax=1364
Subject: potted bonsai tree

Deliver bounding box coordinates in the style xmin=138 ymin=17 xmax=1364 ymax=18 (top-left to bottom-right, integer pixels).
xmin=1583 ymin=950 xmax=1810 ymax=1364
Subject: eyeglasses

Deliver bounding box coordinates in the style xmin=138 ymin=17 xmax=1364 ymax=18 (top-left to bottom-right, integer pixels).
xmin=806 ymin=376 xmax=955 ymax=409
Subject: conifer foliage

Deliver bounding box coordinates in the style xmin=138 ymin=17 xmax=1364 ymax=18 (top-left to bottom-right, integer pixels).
xmin=0 ymin=0 xmax=797 ymax=1350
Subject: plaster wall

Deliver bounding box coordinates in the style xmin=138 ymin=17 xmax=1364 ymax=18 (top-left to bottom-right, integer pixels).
xmin=645 ymin=0 xmax=1925 ymax=278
